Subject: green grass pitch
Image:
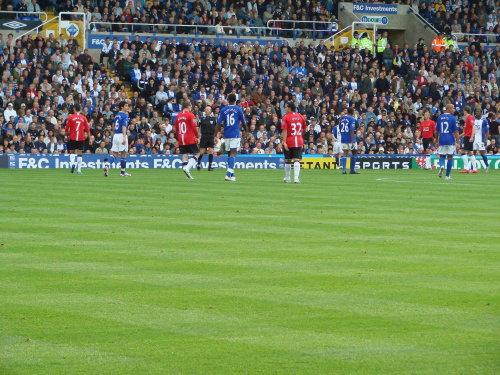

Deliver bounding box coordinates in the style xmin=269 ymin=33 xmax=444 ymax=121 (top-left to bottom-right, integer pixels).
xmin=0 ymin=168 xmax=498 ymax=374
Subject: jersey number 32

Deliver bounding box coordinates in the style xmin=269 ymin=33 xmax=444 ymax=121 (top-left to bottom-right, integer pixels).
xmin=290 ymin=123 xmax=302 ymax=136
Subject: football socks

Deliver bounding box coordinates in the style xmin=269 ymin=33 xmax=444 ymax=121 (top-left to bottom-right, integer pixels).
xmin=120 ymin=158 xmax=126 ymax=174
xmin=446 ymin=158 xmax=452 ymax=177
xmin=285 ymin=163 xmax=291 ymax=180
xmin=461 ymin=154 xmax=469 ymax=170
xmin=470 ymin=155 xmax=476 ymax=170
xmin=481 ymin=154 xmax=489 ymax=167
xmin=227 ymin=156 xmax=235 ymax=177
xmin=187 ymin=156 xmax=198 ymax=170
xmin=439 ymin=157 xmax=445 ymax=168
xmin=350 ymin=156 xmax=356 ymax=172
xmin=293 ymin=161 xmax=300 ymax=179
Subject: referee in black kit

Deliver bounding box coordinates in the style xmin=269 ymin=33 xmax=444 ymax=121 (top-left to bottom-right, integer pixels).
xmin=197 ymin=106 xmax=217 ymax=171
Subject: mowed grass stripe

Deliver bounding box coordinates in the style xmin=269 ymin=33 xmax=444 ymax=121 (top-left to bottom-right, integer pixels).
xmin=1 ymin=278 xmax=497 ymax=374
xmin=0 ymin=169 xmax=499 ymax=374
xmin=2 ymin=258 xmax=497 ymax=333
xmin=0 ymin=284 xmax=496 ymax=368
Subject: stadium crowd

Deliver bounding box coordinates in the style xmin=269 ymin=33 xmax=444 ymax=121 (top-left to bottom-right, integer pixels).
xmin=417 ymin=0 xmax=500 ymax=43
xmin=0 ymin=0 xmax=499 ymax=156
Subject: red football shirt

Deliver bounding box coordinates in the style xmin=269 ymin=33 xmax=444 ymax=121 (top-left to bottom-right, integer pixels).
xmin=175 ymin=110 xmax=198 ymax=146
xmin=65 ymin=113 xmax=90 ymax=141
xmin=464 ymin=114 xmax=474 ymax=137
xmin=282 ymin=112 xmax=306 ymax=148
xmin=419 ymin=120 xmax=436 ymax=139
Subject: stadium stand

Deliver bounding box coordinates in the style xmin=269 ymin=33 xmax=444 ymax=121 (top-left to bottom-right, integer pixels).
xmin=0 ymin=0 xmax=499 ymax=156
xmin=417 ymin=0 xmax=500 ymax=43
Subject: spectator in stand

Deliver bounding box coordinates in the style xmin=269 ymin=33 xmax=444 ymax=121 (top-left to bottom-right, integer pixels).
xmin=1 ymin=2 xmax=499 ymax=164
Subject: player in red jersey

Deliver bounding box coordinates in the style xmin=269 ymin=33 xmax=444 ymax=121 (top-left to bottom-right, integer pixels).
xmin=174 ymin=100 xmax=200 ymax=180
xmin=281 ymin=101 xmax=306 ymax=183
xmin=419 ymin=110 xmax=436 ymax=169
xmin=65 ymin=103 xmax=90 ymax=175
xmin=459 ymin=105 xmax=475 ymax=173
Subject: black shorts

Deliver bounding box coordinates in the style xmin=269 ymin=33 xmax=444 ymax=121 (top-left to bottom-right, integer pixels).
xmin=422 ymin=138 xmax=433 ymax=151
xmin=199 ymin=135 xmax=215 ymax=149
xmin=179 ymin=144 xmax=199 ymax=155
xmin=68 ymin=140 xmax=85 ymax=151
xmin=284 ymin=147 xmax=302 ymax=160
xmin=463 ymin=136 xmax=473 ymax=151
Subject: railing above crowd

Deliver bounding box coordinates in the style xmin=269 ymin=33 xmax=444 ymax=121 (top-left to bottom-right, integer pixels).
xmin=452 ymin=32 xmax=500 ymax=43
xmin=0 ymin=10 xmax=49 ymax=22
xmin=88 ymin=20 xmax=335 ymax=41
xmin=1 ymin=14 xmax=498 ymax=51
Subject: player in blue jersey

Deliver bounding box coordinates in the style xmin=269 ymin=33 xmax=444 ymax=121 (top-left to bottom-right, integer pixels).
xmin=104 ymin=101 xmax=131 ymax=177
xmin=339 ymin=107 xmax=360 ymax=174
xmin=471 ymin=109 xmax=490 ymax=173
xmin=434 ymin=103 xmax=460 ymax=180
xmin=331 ymin=120 xmax=343 ymax=169
xmin=215 ymin=93 xmax=246 ymax=181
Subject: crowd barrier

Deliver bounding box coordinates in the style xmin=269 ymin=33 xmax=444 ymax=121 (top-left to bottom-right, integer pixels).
xmin=2 ymin=154 xmax=498 ymax=170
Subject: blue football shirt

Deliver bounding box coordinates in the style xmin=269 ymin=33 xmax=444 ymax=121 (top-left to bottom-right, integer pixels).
xmin=332 ymin=125 xmax=341 ymax=142
xmin=436 ymin=113 xmax=459 ymax=145
xmin=339 ymin=115 xmax=357 ymax=144
xmin=474 ymin=119 xmax=489 ymax=142
xmin=113 ymin=111 xmax=129 ymax=134
xmin=217 ymin=105 xmax=245 ymax=138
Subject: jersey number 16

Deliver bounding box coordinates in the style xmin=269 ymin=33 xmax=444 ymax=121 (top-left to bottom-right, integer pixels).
xmin=227 ymin=113 xmax=236 ymax=126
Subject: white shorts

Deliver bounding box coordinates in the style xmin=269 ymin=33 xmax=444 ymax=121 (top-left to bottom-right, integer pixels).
xmin=224 ymin=138 xmax=241 ymax=151
xmin=473 ymin=140 xmax=485 ymax=151
xmin=111 ymin=134 xmax=128 ymax=153
xmin=333 ymin=142 xmax=342 ymax=154
xmin=342 ymin=142 xmax=357 ymax=151
xmin=438 ymin=145 xmax=455 ymax=155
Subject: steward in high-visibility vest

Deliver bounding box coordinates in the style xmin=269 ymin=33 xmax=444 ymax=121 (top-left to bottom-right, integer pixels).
xmin=360 ymin=33 xmax=373 ymax=54
xmin=376 ymin=34 xmax=387 ymax=53
xmin=350 ymin=31 xmax=360 ymax=49
xmin=431 ymin=33 xmax=446 ymax=52
xmin=446 ymin=35 xmax=456 ymax=51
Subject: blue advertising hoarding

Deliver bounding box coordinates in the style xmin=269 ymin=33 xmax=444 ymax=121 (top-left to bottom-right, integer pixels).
xmin=6 ymin=154 xmax=285 ymax=170
xmin=4 ymin=154 xmax=498 ymax=170
xmin=88 ymin=32 xmax=286 ymax=50
xmin=352 ymin=3 xmax=398 ymax=14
